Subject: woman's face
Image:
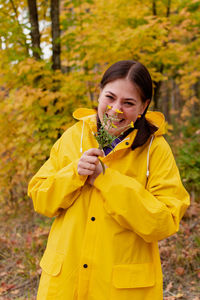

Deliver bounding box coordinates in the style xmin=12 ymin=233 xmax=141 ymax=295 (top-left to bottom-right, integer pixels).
xmin=98 ymin=78 xmax=149 ymax=135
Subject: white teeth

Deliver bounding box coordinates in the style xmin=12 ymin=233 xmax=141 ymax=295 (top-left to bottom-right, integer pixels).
xmin=105 ymin=113 xmax=125 ymax=124
xmin=112 ymin=118 xmax=123 ymax=122
xmin=115 ymin=119 xmax=124 ymax=122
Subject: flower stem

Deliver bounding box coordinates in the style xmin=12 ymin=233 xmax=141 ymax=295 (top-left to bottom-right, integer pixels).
xmin=98 ymin=158 xmax=105 ymax=174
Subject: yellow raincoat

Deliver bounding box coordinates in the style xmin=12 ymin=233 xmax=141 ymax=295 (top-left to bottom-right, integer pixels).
xmin=28 ymin=108 xmax=189 ymax=300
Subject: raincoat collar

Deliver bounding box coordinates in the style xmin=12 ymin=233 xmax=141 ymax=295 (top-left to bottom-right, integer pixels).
xmin=73 ymin=108 xmax=166 ymax=137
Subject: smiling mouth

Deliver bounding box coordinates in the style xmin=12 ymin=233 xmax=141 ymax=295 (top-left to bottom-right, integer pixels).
xmin=106 ymin=113 xmax=125 ymax=123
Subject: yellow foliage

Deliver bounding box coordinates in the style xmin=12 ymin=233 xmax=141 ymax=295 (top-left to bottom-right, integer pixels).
xmin=0 ymin=0 xmax=200 ymax=204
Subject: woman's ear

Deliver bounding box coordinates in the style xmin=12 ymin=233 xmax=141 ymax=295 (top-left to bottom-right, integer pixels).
xmin=142 ymin=99 xmax=150 ymax=113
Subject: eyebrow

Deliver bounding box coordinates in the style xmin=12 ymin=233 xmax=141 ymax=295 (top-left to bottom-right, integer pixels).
xmin=105 ymin=91 xmax=137 ymax=102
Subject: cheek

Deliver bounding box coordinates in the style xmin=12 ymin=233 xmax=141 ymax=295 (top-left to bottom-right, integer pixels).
xmin=98 ymin=98 xmax=107 ymax=111
xmin=125 ymin=109 xmax=138 ymax=119
xmin=128 ymin=105 xmax=143 ymax=118
xmin=97 ymin=102 xmax=106 ymax=119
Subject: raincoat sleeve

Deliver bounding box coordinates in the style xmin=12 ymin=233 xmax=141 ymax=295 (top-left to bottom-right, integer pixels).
xmin=94 ymin=137 xmax=190 ymax=243
xmin=28 ymin=126 xmax=87 ymax=218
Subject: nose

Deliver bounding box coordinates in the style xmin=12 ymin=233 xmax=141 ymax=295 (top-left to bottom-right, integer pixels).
xmin=111 ymin=101 xmax=123 ymax=113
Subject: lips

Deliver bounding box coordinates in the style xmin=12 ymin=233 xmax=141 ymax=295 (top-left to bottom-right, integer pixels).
xmin=112 ymin=119 xmax=125 ymax=125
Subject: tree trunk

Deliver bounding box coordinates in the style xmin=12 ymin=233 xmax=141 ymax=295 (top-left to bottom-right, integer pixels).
xmin=51 ymin=0 xmax=61 ymax=70
xmin=27 ymin=0 xmax=41 ymax=59
xmin=153 ymin=64 xmax=164 ymax=109
xmin=166 ymin=0 xmax=171 ymax=17
xmin=153 ymin=80 xmax=162 ymax=109
xmin=193 ymin=81 xmax=200 ymax=117
xmin=152 ymin=0 xmax=171 ymax=110
xmin=152 ymin=0 xmax=157 ymax=16
xmin=163 ymin=81 xmax=171 ymax=122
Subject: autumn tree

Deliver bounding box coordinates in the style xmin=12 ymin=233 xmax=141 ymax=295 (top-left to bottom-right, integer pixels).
xmin=0 ymin=0 xmax=200 ymax=204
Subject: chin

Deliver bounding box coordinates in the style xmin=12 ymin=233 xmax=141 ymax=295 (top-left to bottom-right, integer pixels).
xmin=107 ymin=128 xmax=123 ymax=136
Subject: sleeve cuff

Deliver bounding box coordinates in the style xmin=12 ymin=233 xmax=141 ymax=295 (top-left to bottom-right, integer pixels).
xmin=94 ymin=168 xmax=116 ymax=191
xmin=73 ymin=159 xmax=88 ymax=185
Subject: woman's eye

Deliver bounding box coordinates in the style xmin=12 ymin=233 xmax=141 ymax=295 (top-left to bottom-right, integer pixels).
xmin=124 ymin=102 xmax=134 ymax=106
xmin=106 ymin=95 xmax=114 ymax=100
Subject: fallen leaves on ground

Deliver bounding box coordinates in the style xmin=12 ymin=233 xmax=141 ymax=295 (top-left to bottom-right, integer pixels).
xmin=0 ymin=199 xmax=199 ymax=299
xmin=161 ymin=200 xmax=200 ymax=300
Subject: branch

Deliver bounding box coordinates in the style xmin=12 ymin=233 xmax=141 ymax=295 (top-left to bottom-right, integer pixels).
xmin=9 ymin=0 xmax=30 ymax=56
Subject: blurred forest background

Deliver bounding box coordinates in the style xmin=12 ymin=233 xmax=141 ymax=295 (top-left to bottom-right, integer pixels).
xmin=0 ymin=0 xmax=199 ymax=299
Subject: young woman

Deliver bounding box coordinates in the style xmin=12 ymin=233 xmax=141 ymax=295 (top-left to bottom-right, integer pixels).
xmin=28 ymin=60 xmax=190 ymax=300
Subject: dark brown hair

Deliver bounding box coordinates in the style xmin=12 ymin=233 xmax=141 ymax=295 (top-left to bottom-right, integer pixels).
xmin=100 ymin=60 xmax=157 ymax=150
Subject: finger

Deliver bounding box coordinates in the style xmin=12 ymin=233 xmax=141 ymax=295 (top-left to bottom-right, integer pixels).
xmin=77 ymin=168 xmax=94 ymax=176
xmin=81 ymin=155 xmax=99 ymax=165
xmin=78 ymin=161 xmax=96 ymax=171
xmin=84 ymin=148 xmax=104 ymax=157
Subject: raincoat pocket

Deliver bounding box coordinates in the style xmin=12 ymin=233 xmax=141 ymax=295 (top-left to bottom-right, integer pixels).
xmin=112 ymin=263 xmax=155 ymax=288
xmin=40 ymin=250 xmax=64 ymax=276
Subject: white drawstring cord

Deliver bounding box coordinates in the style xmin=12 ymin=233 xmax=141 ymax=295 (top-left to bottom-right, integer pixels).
xmin=80 ymin=120 xmax=84 ymax=153
xmin=146 ymin=135 xmax=154 ymax=178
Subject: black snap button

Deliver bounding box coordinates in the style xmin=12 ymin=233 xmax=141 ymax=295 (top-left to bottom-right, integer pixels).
xmin=125 ymin=142 xmax=129 ymax=145
xmin=83 ymin=264 xmax=88 ymax=268
xmin=91 ymin=217 xmax=95 ymax=221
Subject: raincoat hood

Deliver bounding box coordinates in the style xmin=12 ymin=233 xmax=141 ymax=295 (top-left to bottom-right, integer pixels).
xmin=146 ymin=111 xmax=166 ymax=136
xmin=73 ymin=108 xmax=167 ymax=137
xmin=73 ymin=108 xmax=97 ymax=120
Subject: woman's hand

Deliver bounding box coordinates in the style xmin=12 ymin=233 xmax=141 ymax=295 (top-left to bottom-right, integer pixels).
xmin=77 ymin=148 xmax=104 ymax=177
xmin=87 ymin=161 xmax=108 ymax=185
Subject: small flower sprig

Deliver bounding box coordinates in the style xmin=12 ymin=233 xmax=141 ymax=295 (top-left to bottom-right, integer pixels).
xmin=94 ymin=106 xmax=134 ymax=173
